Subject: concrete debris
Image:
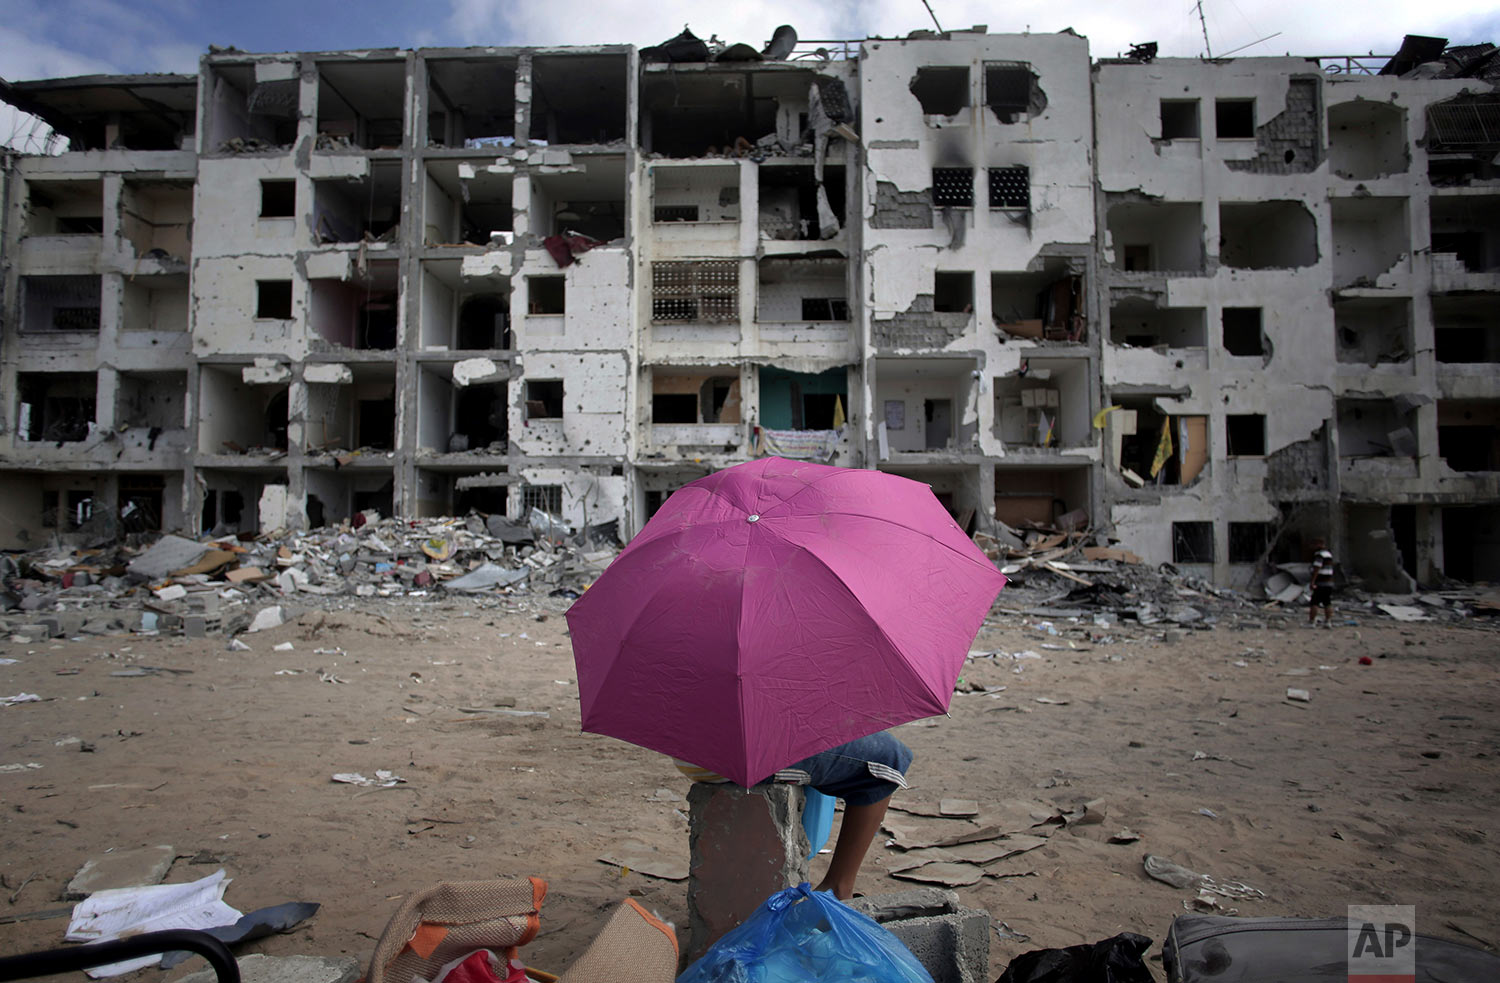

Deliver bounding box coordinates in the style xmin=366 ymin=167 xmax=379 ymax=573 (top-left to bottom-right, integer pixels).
xmin=0 ymin=512 xmax=616 ymax=641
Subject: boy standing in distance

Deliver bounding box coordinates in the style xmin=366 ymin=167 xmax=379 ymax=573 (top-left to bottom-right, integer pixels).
xmin=1309 ymin=539 xmax=1335 ymax=627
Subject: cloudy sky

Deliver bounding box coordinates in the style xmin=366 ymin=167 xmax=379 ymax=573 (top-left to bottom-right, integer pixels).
xmin=4 ymin=0 xmax=1499 ymax=147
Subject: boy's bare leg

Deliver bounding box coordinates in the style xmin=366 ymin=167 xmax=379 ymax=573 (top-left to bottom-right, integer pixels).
xmin=814 ymin=797 xmax=891 ymax=900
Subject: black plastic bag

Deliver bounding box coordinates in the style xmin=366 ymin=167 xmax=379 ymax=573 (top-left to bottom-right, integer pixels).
xmin=998 ymin=932 xmax=1155 ymax=983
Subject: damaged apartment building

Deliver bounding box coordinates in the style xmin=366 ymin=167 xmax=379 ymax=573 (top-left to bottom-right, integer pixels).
xmin=1 ymin=29 xmax=1497 ymax=589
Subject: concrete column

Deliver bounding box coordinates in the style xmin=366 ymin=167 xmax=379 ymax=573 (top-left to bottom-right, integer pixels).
xmin=685 ymin=782 xmax=808 ymax=965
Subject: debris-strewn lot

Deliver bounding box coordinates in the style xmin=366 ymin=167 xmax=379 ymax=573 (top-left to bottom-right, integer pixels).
xmin=2 ymin=589 xmax=1497 ymax=976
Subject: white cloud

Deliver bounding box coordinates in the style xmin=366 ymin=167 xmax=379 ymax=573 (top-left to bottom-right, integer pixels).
xmin=443 ymin=0 xmax=1499 ymax=60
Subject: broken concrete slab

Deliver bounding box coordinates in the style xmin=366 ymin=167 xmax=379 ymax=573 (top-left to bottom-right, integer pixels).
xmin=65 ymin=844 xmax=175 ymax=899
xmin=177 ymin=955 xmax=359 ymax=983
xmin=127 ymin=536 xmax=211 ymax=581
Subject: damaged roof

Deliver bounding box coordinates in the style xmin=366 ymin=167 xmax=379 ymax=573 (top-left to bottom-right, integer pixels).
xmin=0 ymin=73 xmax=198 ymax=150
xmin=1380 ymin=34 xmax=1500 ymax=80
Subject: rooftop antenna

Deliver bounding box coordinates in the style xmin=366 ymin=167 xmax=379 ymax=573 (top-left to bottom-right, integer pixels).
xmin=920 ymin=0 xmax=944 ymax=33
xmin=1195 ymin=0 xmax=1213 ymax=57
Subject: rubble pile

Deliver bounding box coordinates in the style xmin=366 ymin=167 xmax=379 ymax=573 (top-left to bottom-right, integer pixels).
xmin=0 ymin=510 xmax=618 ymax=642
xmin=975 ymin=523 xmax=1500 ymax=629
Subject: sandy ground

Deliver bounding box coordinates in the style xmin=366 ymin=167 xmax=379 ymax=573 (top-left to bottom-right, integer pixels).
xmin=2 ymin=596 xmax=1497 ymax=981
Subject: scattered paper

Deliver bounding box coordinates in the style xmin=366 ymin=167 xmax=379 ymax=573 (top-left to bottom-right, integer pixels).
xmin=2 ymin=693 xmax=41 ymax=707
xmin=66 ymin=869 xmax=242 ymax=977
xmin=273 ymin=642 xmax=295 ymax=651
xmin=332 ymin=771 xmax=405 ymax=787
xmin=1286 ymin=688 xmax=1311 ymax=703
xmin=0 ymin=762 xmax=44 ymax=772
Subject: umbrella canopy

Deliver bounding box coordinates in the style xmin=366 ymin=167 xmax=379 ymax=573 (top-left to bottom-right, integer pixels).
xmin=566 ymin=457 xmax=1007 ymax=788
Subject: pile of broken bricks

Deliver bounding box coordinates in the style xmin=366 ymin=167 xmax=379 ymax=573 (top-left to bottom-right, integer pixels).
xmin=0 ymin=511 xmax=618 ymax=642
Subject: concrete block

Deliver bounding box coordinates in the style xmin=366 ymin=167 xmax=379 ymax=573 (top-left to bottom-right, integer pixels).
xmin=66 ymin=844 xmax=175 ymax=899
xmin=178 ymin=955 xmax=359 ymax=983
xmin=685 ymin=782 xmax=809 ymax=964
xmin=850 ymin=888 xmax=990 ymax=983
xmin=183 ymin=615 xmax=209 ymax=638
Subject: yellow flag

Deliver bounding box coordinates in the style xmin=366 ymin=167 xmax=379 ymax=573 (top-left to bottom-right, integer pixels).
xmin=831 ymin=394 xmax=846 ymax=429
xmin=1149 ymin=416 xmax=1174 ymax=478
xmin=1092 ymin=404 xmax=1123 ymax=429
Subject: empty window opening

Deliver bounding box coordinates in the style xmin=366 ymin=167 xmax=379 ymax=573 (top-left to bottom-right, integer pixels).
xmin=118 ymin=476 xmax=165 ymax=534
xmin=1220 ymin=201 xmax=1318 ymax=270
xmin=531 ymin=156 xmax=627 ymax=239
xmin=910 ymin=67 xmax=969 ymax=116
xmin=1109 ymin=302 xmax=1206 ymax=348
xmin=425 ymin=160 xmax=513 ymax=246
xmin=992 ymin=358 xmax=1090 ymax=448
xmin=1335 ymin=298 xmax=1411 ymax=365
xmin=260 ymin=180 xmax=295 ymax=218
xmin=120 ymin=180 xmax=194 ymax=262
xmin=528 ymin=276 xmax=565 ymax=315
xmin=207 ymin=63 xmax=297 ymax=150
xmin=651 ymin=373 xmax=742 ymax=426
xmin=1228 ymin=522 xmax=1273 ymax=564
xmin=1440 ymin=505 xmax=1500 ymax=582
xmin=1339 ymin=399 xmax=1419 ymax=459
xmin=759 ymin=164 xmax=845 ymax=240
xmin=653 ymin=261 xmax=737 ymax=322
xmin=353 ymin=397 xmax=393 ymax=451
xmin=988 ymin=167 xmax=1029 ymax=209
xmin=1424 ymin=94 xmax=1500 ymax=181
xmin=18 ymin=373 xmax=96 ymax=443
xmin=22 ymin=275 xmax=101 ymax=332
xmin=313 ymin=162 xmax=403 ymax=243
xmin=529 ymin=54 xmax=628 ymax=144
xmin=1106 ymin=199 xmax=1204 ymax=273
xmin=1330 ymin=196 xmax=1410 ymax=287
xmin=1226 ymin=414 xmax=1266 ymax=457
xmin=1329 ymin=100 xmax=1407 ymax=179
xmin=1430 ymin=195 xmax=1500 ymax=273
xmin=42 ymin=488 xmax=98 ymax=531
xmin=654 ymin=204 xmax=700 ymax=222
xmin=637 ymin=66 xmax=821 ymax=157
xmin=425 ymin=56 xmax=516 ymax=148
xmin=991 ymin=465 xmax=1088 ymax=530
xmin=453 ymin=383 xmax=509 ymax=451
xmin=653 ymin=165 xmax=739 ymax=223
xmin=932 ymin=168 xmax=974 ymax=207
xmin=197 ymin=366 xmax=289 ymax=453
xmin=1215 ymin=99 xmax=1255 ymax=138
xmin=308 ymin=261 xmax=398 ymax=350
xmin=521 ymin=483 xmax=563 ymax=516
xmin=24 ymin=179 xmax=104 ymax=235
xmin=525 ymin=380 xmax=564 ymax=419
xmin=1173 ymin=521 xmax=1215 ymax=563
xmin=985 ymin=63 xmax=1044 ymax=123
xmin=257 ymin=280 xmax=293 ymax=319
xmin=1160 ymin=100 xmax=1200 ymax=139
xmin=759 ymin=365 xmax=847 ymax=432
xmin=934 ymin=272 xmax=974 ymax=314
xmin=316 ymin=59 xmax=406 ymax=150
xmin=653 ymin=393 xmax=699 ymax=423
xmin=992 ymin=265 xmax=1086 ymax=341
xmin=758 ymin=257 xmax=847 ymax=323
xmin=122 ymin=274 xmax=190 ymax=333
xmin=1222 ymin=307 xmax=1265 ymax=357
xmin=1434 ymin=297 xmax=1500 ymax=363
xmin=458 ymin=295 xmax=511 ymax=350
xmin=201 ymin=487 xmax=246 ymax=534
xmin=801 ymin=298 xmax=849 ymax=320
xmin=454 ymin=481 xmax=508 ymax=518
xmin=1438 ymin=401 xmax=1500 ymax=472
xmin=1113 ymin=400 xmax=1207 ymax=486
xmin=116 ymin=372 xmax=187 ymax=431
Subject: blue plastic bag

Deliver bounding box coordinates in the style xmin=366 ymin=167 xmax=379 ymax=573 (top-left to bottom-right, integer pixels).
xmin=677 ymin=883 xmax=933 ymax=983
xmin=802 ymin=789 xmax=835 ymax=861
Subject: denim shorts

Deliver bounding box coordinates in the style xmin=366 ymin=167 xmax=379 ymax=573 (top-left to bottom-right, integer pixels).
xmin=775 ymin=732 xmax=914 ymax=806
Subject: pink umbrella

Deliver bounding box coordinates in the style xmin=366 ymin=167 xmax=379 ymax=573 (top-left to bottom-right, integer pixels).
xmin=566 ymin=457 xmax=1007 ymax=788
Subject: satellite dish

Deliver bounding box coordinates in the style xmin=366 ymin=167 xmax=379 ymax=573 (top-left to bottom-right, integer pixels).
xmin=763 ymin=25 xmax=797 ymax=60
